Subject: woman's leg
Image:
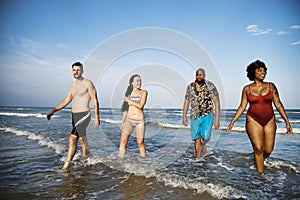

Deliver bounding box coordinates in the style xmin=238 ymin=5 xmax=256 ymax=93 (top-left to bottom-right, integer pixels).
xmin=246 ymin=115 xmax=265 ymax=173
xmin=263 ymin=116 xmax=276 ymax=159
xmin=119 ymin=119 xmax=133 ymax=158
xmin=135 ymin=121 xmax=146 ymax=157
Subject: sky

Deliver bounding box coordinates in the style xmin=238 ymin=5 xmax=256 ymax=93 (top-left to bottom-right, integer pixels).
xmin=0 ymin=0 xmax=299 ymax=109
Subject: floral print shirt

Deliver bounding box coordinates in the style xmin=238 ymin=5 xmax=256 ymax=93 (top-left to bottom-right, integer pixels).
xmin=185 ymin=80 xmax=218 ymax=119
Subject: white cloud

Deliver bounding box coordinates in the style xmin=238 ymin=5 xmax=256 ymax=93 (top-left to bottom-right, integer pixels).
xmin=290 ymin=25 xmax=300 ymax=29
xmin=276 ymin=31 xmax=289 ymax=35
xmin=0 ymin=35 xmax=77 ymax=106
xmin=290 ymin=40 xmax=300 ymax=46
xmin=246 ymin=24 xmax=272 ymax=36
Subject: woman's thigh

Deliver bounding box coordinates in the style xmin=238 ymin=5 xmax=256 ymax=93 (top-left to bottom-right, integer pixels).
xmin=246 ymin=115 xmax=264 ymax=150
xmin=135 ymin=121 xmax=145 ymax=139
xmin=263 ymin=116 xmax=276 ymax=152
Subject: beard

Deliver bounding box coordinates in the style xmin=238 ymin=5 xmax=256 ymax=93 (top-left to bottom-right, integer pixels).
xmin=195 ymin=79 xmax=204 ymax=85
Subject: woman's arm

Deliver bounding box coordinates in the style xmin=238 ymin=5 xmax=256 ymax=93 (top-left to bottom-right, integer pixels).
xmin=126 ymin=90 xmax=148 ymax=110
xmin=227 ymin=85 xmax=249 ymax=132
xmin=271 ymin=82 xmax=292 ymax=134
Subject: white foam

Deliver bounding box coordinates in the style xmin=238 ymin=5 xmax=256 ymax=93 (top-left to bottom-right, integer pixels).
xmin=78 ymin=153 xmax=240 ymax=199
xmin=0 ymin=127 xmax=65 ymax=154
xmin=157 ymin=172 xmax=236 ymax=199
xmin=157 ymin=122 xmax=189 ymax=129
xmin=0 ymin=112 xmax=59 ymax=118
xmin=265 ymin=159 xmax=300 ymax=174
xmin=213 ymin=155 xmax=235 ymax=171
xmin=276 ymin=127 xmax=300 ymax=134
xmin=223 ymin=126 xmax=300 ymax=134
xmin=277 ymin=118 xmax=300 ymax=124
xmin=101 ymin=118 xmax=122 ymax=124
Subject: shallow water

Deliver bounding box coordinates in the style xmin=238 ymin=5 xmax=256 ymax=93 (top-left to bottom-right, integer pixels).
xmin=0 ymin=107 xmax=299 ymax=199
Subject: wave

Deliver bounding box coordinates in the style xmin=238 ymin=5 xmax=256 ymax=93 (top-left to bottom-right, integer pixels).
xmin=101 ymin=118 xmax=122 ymax=124
xmin=101 ymin=119 xmax=190 ymax=129
xmin=0 ymin=127 xmax=65 ymax=154
xmin=82 ymin=156 xmax=240 ymax=199
xmin=220 ymin=126 xmax=300 ymax=134
xmin=0 ymin=112 xmax=60 ymax=118
xmin=100 ymin=118 xmax=300 ymax=134
xmin=156 ymin=122 xmax=189 ymax=129
xmin=265 ymin=159 xmax=300 ymax=174
xmin=277 ymin=118 xmax=300 ymax=124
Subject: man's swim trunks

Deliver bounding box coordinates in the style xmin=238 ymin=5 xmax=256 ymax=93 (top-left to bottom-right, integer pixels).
xmin=190 ymin=114 xmax=214 ymax=141
xmin=71 ymin=111 xmax=91 ymax=137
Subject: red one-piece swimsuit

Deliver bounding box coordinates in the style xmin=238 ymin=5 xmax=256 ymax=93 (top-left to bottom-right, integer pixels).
xmin=247 ymin=84 xmax=275 ymax=126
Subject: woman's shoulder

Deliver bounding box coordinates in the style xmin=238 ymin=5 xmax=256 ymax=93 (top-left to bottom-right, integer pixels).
xmin=266 ymin=82 xmax=276 ymax=90
xmin=265 ymin=81 xmax=275 ymax=86
xmin=141 ymin=89 xmax=148 ymax=94
xmin=137 ymin=89 xmax=148 ymax=95
xmin=242 ymin=84 xmax=252 ymax=93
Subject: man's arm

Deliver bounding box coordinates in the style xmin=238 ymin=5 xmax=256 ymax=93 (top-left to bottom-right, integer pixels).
xmin=88 ymin=81 xmax=100 ymax=128
xmin=47 ymin=89 xmax=73 ymax=120
xmin=212 ymin=95 xmax=220 ymax=129
xmin=182 ymin=99 xmax=190 ymax=126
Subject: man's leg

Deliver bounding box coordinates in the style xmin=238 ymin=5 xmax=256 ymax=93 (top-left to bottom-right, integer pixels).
xmin=78 ymin=136 xmax=90 ymax=157
xmin=194 ymin=138 xmax=202 ymax=158
xmin=200 ymin=114 xmax=214 ymax=155
xmin=59 ymin=134 xmax=78 ymax=171
xmin=191 ymin=118 xmax=202 ymax=158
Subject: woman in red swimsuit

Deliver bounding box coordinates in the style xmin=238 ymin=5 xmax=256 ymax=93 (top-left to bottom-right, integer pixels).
xmin=227 ymin=60 xmax=292 ymax=173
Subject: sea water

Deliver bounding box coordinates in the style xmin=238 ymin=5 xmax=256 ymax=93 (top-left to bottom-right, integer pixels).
xmin=0 ymin=107 xmax=299 ymax=199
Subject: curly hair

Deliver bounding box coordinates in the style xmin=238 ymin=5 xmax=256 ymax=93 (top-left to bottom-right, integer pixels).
xmin=246 ymin=60 xmax=267 ymax=81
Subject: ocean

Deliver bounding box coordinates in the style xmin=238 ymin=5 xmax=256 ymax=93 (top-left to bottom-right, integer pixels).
xmin=0 ymin=107 xmax=299 ymax=200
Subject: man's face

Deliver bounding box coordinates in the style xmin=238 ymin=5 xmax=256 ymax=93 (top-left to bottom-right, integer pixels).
xmin=72 ymin=65 xmax=83 ymax=79
xmin=195 ymin=70 xmax=205 ymax=83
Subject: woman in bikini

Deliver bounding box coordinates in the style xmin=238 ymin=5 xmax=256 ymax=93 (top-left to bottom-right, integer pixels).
xmin=118 ymin=74 xmax=148 ymax=158
xmin=227 ymin=60 xmax=292 ymax=173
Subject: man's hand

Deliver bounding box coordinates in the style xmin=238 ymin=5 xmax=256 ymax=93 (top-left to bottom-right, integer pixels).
xmin=46 ymin=111 xmax=54 ymax=120
xmin=94 ymin=118 xmax=100 ymax=128
xmin=213 ymin=121 xmax=220 ymax=129
xmin=182 ymin=116 xmax=189 ymax=126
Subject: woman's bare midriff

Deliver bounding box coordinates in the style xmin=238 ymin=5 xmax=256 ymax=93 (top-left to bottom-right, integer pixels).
xmin=127 ymin=107 xmax=144 ymax=120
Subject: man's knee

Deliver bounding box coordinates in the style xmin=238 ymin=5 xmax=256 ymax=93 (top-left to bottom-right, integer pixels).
xmin=69 ymin=135 xmax=78 ymax=145
xmin=253 ymin=147 xmax=264 ymax=155
xmin=78 ymin=137 xmax=83 ymax=144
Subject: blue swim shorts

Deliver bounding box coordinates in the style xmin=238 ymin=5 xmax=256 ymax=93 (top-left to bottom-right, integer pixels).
xmin=190 ymin=114 xmax=214 ymax=141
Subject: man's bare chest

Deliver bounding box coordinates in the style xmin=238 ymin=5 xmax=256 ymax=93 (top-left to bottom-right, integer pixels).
xmin=72 ymin=85 xmax=89 ymax=97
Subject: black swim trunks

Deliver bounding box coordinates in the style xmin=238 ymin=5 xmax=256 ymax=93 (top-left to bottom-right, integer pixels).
xmin=71 ymin=111 xmax=91 ymax=137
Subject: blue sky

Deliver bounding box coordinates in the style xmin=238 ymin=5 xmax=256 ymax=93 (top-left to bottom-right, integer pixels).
xmin=0 ymin=0 xmax=299 ymax=108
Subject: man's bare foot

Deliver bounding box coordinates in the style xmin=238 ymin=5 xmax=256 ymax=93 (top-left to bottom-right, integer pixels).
xmin=58 ymin=160 xmax=71 ymax=172
xmin=56 ymin=168 xmax=69 ymax=173
xmin=201 ymin=144 xmax=207 ymax=154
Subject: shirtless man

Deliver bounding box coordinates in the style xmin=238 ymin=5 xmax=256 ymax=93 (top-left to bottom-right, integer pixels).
xmin=47 ymin=62 xmax=100 ymax=172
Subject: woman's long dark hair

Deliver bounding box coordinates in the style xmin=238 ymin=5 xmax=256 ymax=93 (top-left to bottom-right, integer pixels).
xmin=121 ymin=74 xmax=140 ymax=112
